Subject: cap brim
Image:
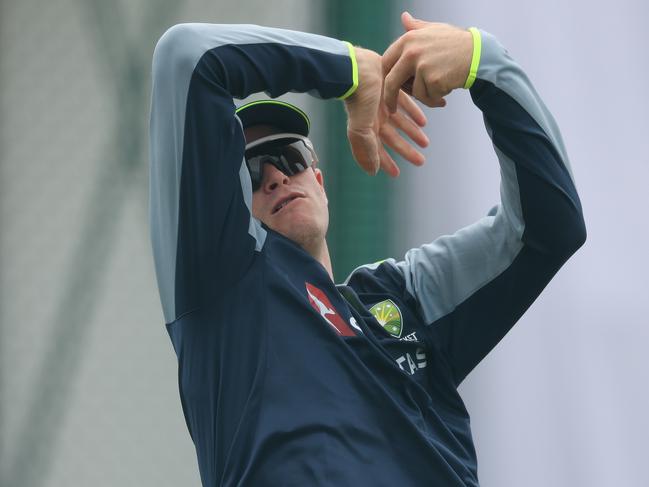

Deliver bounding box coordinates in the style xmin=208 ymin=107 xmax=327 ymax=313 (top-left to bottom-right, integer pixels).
xmin=236 ymin=100 xmax=310 ymax=137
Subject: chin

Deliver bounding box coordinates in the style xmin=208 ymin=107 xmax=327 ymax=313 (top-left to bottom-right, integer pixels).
xmin=273 ymin=214 xmax=327 ymax=251
xmin=278 ymin=223 xmax=321 ymax=249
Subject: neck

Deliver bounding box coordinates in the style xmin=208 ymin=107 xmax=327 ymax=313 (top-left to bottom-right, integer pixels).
xmin=305 ymin=238 xmax=334 ymax=281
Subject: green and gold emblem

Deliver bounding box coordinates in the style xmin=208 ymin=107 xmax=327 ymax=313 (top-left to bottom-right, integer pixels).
xmin=369 ymin=299 xmax=403 ymax=338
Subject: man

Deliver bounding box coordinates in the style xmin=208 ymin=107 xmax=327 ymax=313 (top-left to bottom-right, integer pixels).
xmin=149 ymin=12 xmax=585 ymax=487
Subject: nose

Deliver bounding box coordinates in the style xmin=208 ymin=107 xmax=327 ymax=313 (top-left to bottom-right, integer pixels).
xmin=261 ymin=163 xmax=290 ymax=193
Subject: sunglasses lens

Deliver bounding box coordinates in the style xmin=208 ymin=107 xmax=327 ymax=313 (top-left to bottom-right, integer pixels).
xmin=247 ymin=156 xmax=273 ymax=191
xmin=279 ymin=145 xmax=308 ymax=173
xmin=245 ymin=138 xmax=317 ymax=191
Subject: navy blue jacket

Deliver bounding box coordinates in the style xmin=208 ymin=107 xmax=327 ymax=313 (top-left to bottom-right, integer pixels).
xmin=149 ymin=23 xmax=586 ymax=487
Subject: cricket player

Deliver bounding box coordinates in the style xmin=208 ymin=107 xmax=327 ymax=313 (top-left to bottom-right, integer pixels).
xmin=149 ymin=12 xmax=586 ymax=486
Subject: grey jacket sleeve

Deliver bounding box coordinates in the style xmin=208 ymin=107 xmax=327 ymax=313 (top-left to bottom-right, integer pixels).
xmin=392 ymin=30 xmax=586 ymax=385
xmin=149 ymin=23 xmax=357 ymax=324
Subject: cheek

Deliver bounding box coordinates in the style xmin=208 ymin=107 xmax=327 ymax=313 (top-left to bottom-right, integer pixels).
xmin=251 ymin=193 xmax=264 ymax=219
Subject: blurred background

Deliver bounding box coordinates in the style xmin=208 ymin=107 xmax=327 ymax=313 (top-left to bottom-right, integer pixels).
xmin=1 ymin=0 xmax=647 ymax=486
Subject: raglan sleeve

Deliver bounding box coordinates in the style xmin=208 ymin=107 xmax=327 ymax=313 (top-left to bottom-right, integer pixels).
xmin=393 ymin=29 xmax=586 ymax=386
xmin=149 ymin=23 xmax=357 ymax=324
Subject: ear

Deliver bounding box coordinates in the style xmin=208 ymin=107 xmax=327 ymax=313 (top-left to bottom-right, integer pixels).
xmin=314 ymin=167 xmax=324 ymax=186
xmin=314 ymin=168 xmax=328 ymax=203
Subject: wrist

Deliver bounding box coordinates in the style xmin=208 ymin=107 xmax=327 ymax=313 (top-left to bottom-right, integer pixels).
xmin=344 ymin=47 xmax=381 ymax=103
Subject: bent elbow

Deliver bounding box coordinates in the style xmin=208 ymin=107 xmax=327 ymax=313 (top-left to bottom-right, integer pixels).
xmin=560 ymin=213 xmax=587 ymax=257
xmin=523 ymin=204 xmax=587 ymax=258
xmin=152 ymin=24 xmax=203 ymax=80
xmin=547 ymin=210 xmax=587 ymax=259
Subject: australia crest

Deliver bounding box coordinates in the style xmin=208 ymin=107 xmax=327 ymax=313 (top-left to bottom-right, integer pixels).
xmin=369 ymin=299 xmax=403 ymax=338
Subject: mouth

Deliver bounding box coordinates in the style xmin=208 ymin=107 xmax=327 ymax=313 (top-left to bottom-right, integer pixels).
xmin=272 ymin=194 xmax=303 ymax=215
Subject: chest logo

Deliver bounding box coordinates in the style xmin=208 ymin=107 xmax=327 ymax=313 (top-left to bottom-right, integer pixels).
xmin=305 ymin=282 xmax=359 ymax=337
xmin=369 ymin=299 xmax=403 ymax=338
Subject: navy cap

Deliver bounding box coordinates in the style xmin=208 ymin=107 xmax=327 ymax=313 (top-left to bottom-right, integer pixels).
xmin=236 ymin=100 xmax=310 ymax=137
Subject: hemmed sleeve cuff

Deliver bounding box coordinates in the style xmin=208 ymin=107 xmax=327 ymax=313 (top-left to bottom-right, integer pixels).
xmin=337 ymin=41 xmax=359 ymax=99
xmin=463 ymin=27 xmax=482 ymax=89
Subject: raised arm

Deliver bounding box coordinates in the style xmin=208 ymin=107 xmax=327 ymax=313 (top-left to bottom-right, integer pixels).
xmin=149 ymin=23 xmax=427 ymax=325
xmin=381 ymin=14 xmax=586 ymax=385
xmin=149 ymin=24 xmax=362 ymax=324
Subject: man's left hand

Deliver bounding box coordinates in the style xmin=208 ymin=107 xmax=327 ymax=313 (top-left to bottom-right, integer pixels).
xmin=382 ymin=12 xmax=474 ymax=113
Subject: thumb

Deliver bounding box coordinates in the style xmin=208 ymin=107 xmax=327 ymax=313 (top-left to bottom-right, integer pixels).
xmin=401 ymin=11 xmax=429 ymax=31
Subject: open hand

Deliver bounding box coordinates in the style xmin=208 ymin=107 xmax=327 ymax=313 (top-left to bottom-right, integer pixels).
xmin=344 ymin=46 xmax=429 ymax=177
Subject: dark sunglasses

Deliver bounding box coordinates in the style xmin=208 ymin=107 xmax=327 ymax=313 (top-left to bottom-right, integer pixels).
xmin=244 ymin=134 xmax=318 ymax=191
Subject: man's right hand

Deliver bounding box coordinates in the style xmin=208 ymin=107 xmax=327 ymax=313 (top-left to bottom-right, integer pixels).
xmin=344 ymin=46 xmax=429 ymax=177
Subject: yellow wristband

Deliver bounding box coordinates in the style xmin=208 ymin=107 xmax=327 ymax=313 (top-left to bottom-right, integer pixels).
xmin=338 ymin=41 xmax=359 ymax=100
xmin=463 ymin=27 xmax=482 ymax=89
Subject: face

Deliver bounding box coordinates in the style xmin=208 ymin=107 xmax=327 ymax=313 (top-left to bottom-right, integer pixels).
xmin=246 ymin=125 xmax=329 ymax=251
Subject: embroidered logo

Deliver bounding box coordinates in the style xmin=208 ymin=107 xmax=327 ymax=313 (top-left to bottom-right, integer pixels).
xmin=305 ymin=282 xmax=358 ymax=336
xmin=369 ymin=299 xmax=403 ymax=338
